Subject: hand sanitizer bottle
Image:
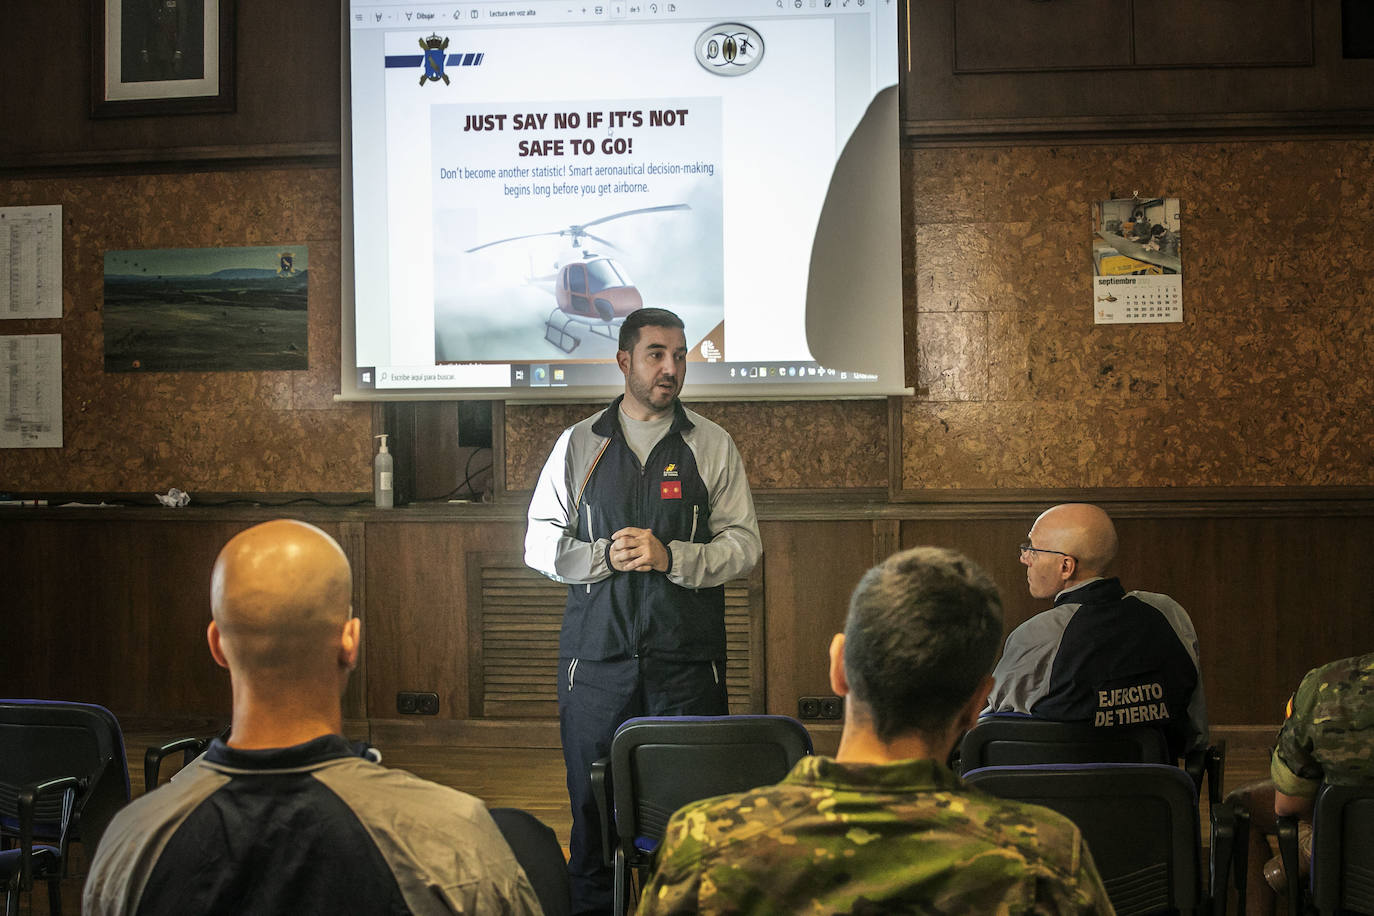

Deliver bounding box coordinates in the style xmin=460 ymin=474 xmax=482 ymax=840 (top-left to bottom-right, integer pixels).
xmin=374 ymin=434 xmax=394 ymax=508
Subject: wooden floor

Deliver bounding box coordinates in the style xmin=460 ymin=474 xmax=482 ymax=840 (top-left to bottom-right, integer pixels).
xmin=12 ymin=724 xmax=1275 ymax=916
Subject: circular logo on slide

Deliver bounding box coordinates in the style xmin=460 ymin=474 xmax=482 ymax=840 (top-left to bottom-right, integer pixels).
xmin=695 ymin=23 xmax=764 ymax=76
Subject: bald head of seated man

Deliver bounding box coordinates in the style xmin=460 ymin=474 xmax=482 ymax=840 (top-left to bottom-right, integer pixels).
xmin=85 ymin=520 xmax=541 ymax=916
xmin=208 ymin=518 xmax=358 ymax=748
xmin=1020 ymin=503 xmax=1119 ymax=600
xmin=986 ymin=502 xmax=1209 ymax=758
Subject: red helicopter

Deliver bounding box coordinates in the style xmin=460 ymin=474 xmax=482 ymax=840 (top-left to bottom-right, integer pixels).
xmin=465 ymin=204 xmax=689 ymax=353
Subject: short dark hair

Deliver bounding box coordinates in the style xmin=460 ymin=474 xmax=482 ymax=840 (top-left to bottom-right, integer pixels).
xmin=843 ymin=546 xmax=1003 ymax=743
xmin=618 ymin=307 xmax=684 ymax=352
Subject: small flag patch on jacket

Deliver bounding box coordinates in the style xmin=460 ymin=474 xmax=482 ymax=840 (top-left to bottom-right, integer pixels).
xmin=661 ymin=481 xmax=682 ymax=499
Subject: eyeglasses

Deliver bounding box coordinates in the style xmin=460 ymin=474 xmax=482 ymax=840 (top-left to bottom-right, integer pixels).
xmin=1018 ymin=541 xmax=1074 ymax=562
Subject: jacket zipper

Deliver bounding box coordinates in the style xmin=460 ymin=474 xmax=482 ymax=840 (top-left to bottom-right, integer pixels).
xmin=632 ymin=440 xmax=651 ymax=653
xmin=585 ymin=503 xmax=596 ymax=594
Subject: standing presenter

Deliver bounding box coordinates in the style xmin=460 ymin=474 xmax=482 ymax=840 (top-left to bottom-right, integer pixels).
xmin=524 ymin=307 xmax=761 ymax=915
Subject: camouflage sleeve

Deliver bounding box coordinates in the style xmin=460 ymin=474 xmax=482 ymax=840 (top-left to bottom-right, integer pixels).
xmin=1271 ymin=667 xmax=1323 ymax=798
xmin=1031 ymin=835 xmax=1116 ymax=915
xmin=1072 ymin=840 xmax=1116 ymax=915
xmin=635 ymin=807 xmax=705 ymax=915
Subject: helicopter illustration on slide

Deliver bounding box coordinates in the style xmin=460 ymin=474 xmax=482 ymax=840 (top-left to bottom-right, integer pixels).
xmin=465 ymin=203 xmax=689 ymax=353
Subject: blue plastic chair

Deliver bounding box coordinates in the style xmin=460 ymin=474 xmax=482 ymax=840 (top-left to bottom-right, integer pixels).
xmin=0 ymin=700 xmax=131 ymax=916
xmin=1277 ymin=782 xmax=1374 ymax=916
xmin=590 ymin=715 xmax=813 ymax=915
xmin=965 ymin=762 xmax=1205 ymax=916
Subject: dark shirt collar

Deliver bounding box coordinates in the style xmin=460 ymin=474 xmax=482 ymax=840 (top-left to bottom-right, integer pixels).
xmin=1053 ymin=576 xmax=1126 ymax=607
xmin=205 ymin=733 xmax=376 ymax=771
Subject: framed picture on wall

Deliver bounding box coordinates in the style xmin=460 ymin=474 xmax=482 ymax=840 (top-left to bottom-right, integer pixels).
xmin=91 ymin=0 xmax=235 ymax=118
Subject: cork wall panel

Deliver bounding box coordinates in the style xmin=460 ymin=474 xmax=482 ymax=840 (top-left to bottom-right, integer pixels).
xmin=504 ymin=399 xmax=889 ymax=492
xmin=0 ymin=168 xmax=371 ymax=494
xmin=504 ymin=402 xmax=604 ymax=493
xmin=905 ymin=139 xmax=1374 ymax=490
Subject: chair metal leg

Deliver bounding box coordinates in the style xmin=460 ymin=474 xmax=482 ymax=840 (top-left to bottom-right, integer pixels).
xmin=1277 ymin=815 xmax=1303 ymax=916
xmin=613 ymin=847 xmax=627 ymax=916
xmin=1211 ymin=802 xmax=1236 ymax=916
xmin=1232 ymin=807 xmax=1251 ymax=916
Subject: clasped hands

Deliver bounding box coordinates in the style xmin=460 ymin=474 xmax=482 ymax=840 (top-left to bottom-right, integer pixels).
xmin=608 ymin=527 xmax=669 ymax=573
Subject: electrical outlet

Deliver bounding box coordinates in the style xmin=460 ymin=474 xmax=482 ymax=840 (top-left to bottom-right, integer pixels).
xmin=797 ymin=696 xmax=822 ymax=719
xmin=819 ymin=696 xmax=844 ymax=719
xmin=397 ymin=691 xmax=439 ymax=715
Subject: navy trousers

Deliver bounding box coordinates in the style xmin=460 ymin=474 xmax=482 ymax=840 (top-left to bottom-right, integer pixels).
xmin=558 ymin=656 xmax=728 ymax=916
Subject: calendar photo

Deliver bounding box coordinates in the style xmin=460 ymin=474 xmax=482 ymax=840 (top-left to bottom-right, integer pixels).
xmin=1090 ymin=197 xmax=1182 ymax=325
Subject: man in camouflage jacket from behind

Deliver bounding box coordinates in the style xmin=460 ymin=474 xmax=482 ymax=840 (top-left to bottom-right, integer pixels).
xmin=1272 ymin=651 xmax=1374 ymax=799
xmin=637 ymin=546 xmax=1115 ymax=916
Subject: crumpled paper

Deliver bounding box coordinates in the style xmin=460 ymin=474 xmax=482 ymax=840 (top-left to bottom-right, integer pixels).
xmin=155 ymin=487 xmax=191 ymax=508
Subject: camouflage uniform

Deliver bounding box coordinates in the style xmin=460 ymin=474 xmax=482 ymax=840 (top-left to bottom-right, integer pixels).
xmin=1271 ymin=652 xmax=1374 ymax=798
xmin=637 ymin=755 xmax=1114 ymax=915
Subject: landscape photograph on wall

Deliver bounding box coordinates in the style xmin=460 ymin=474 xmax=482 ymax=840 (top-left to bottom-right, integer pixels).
xmin=103 ymin=245 xmax=308 ymax=372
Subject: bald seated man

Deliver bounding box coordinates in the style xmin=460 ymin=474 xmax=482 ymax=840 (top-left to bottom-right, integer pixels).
xmin=85 ymin=520 xmax=541 ymax=916
xmin=985 ymin=503 xmax=1209 ymax=757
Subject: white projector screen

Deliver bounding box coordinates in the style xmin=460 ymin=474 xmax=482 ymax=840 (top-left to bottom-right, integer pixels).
xmin=341 ymin=0 xmax=907 ymax=401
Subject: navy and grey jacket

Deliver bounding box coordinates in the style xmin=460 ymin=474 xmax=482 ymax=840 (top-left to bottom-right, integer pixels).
xmin=83 ymin=735 xmax=541 ymax=916
xmin=524 ymin=396 xmax=761 ymax=661
xmin=984 ymin=577 xmax=1209 ymax=757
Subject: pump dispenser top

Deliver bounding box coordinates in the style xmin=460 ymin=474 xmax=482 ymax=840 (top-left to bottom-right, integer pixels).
xmin=374 ymin=434 xmax=394 ymax=508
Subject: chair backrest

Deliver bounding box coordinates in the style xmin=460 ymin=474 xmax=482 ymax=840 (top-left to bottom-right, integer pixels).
xmin=1310 ymin=783 xmax=1374 ymax=915
xmin=488 ymin=807 xmax=571 ymax=916
xmin=964 ymin=762 xmax=1201 ymax=916
xmin=959 ymin=715 xmax=1172 ymax=774
xmin=610 ymin=715 xmax=813 ymax=852
xmin=0 ymin=700 xmax=131 ymax=852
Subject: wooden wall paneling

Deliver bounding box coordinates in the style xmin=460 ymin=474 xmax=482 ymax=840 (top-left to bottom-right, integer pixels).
xmin=464 ymin=552 xmax=490 ymax=718
xmin=131 ymin=521 xmax=236 ymax=719
xmin=1141 ymin=515 xmax=1275 ymax=727
xmin=952 ymin=0 xmax=1131 ymax=73
xmin=0 ymin=519 xmax=242 ymax=720
xmin=899 ymin=516 xmax=1042 ymax=629
xmin=906 ymin=0 xmax=1374 ymax=141
xmin=463 ymin=552 xmax=565 ymax=718
xmin=2 ymin=0 xmax=341 ymax=169
xmin=229 ymin=0 xmax=342 ymax=146
xmin=1 ymin=520 xmax=133 ymax=706
xmin=1270 ymin=516 xmax=1374 ymax=712
xmin=7 ymin=506 xmax=1374 ymax=735
xmin=953 ymin=0 xmax=1313 ymax=73
xmin=872 ymin=519 xmax=901 ymax=566
xmin=759 ymin=520 xmax=877 ymax=716
xmin=461 ymin=552 xmax=765 ymax=717
xmin=741 ymin=563 xmax=766 ymax=714
xmin=1107 ymin=517 xmax=1238 ymax=724
xmin=337 ymin=520 xmax=367 ymax=719
xmin=1103 ymin=515 xmax=1374 ymax=726
xmin=44 ymin=521 xmax=143 ymax=713
xmin=1135 ymin=0 xmax=1313 ymax=67
xmin=889 ymin=511 xmax=1374 ymax=729
xmin=363 ymin=521 xmax=523 ymax=720
xmin=0 ymin=520 xmax=51 ymax=699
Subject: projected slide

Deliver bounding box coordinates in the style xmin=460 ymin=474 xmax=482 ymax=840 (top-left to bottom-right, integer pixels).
xmin=431 ymin=97 xmax=724 ymax=362
xmin=345 ymin=2 xmax=900 ymax=398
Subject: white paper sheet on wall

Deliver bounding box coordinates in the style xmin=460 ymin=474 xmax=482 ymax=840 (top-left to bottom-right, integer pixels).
xmin=0 ymin=205 xmax=63 ymax=320
xmin=1 ymin=334 xmax=62 ymax=448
